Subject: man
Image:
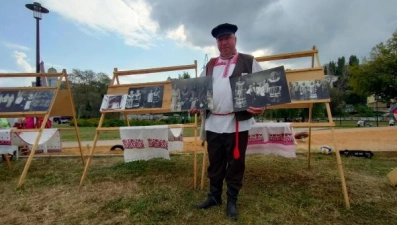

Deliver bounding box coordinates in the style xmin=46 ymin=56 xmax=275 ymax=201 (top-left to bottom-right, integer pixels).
xmin=190 ymin=23 xmax=265 ymax=220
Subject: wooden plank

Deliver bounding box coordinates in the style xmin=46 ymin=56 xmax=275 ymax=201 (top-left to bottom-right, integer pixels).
xmin=291 ymin=122 xmax=335 ymax=127
xmin=286 ymin=67 xmax=325 ymax=81
xmin=267 ymin=99 xmax=330 ymax=109
xmin=96 ymin=123 xmax=197 ymax=131
xmin=0 ymin=112 xmax=47 ymax=118
xmin=255 ymin=49 xmax=317 ymax=62
xmin=0 ymin=72 xmax=63 ymax=78
xmin=115 ymin=63 xmax=196 ymax=76
xmin=0 ymin=86 xmax=57 ymax=91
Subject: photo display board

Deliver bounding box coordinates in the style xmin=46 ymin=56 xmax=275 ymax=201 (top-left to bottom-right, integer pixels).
xmin=100 ymin=85 xmax=165 ymax=111
xmin=126 ymin=85 xmax=164 ymax=109
xmin=288 ymin=79 xmax=330 ymax=101
xmin=230 ymin=66 xmax=291 ymax=111
xmin=0 ymin=90 xmax=56 ymax=112
xmin=170 ymin=76 xmax=213 ymax=112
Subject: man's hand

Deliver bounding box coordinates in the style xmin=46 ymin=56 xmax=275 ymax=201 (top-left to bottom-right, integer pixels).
xmin=247 ymin=106 xmax=266 ymax=115
xmin=189 ymin=108 xmax=201 ymax=114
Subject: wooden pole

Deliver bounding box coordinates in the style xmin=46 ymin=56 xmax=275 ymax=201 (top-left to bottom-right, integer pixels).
xmin=326 ymin=103 xmax=350 ymax=208
xmin=200 ymin=143 xmax=207 ymax=190
xmin=79 ymin=113 xmax=106 ymax=189
xmin=17 ymin=113 xmax=50 ymax=187
xmin=4 ymin=154 xmax=12 ymax=169
xmin=63 ymin=70 xmax=85 ymax=165
xmin=307 ymin=103 xmax=313 ymax=169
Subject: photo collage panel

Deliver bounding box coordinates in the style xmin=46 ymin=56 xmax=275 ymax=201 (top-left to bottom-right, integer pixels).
xmin=125 ymin=86 xmax=164 ymax=109
xmin=99 ymin=85 xmax=165 ymax=111
xmin=0 ymin=90 xmax=56 ymax=112
xmin=229 ymin=66 xmax=291 ymax=112
xmin=170 ymin=76 xmax=213 ymax=112
xmin=289 ymin=79 xmax=330 ymax=101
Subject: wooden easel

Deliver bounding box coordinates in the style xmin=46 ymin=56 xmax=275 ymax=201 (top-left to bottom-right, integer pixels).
xmin=199 ymin=46 xmax=350 ymax=208
xmin=0 ymin=70 xmax=84 ymax=187
xmin=79 ymin=61 xmax=202 ymax=189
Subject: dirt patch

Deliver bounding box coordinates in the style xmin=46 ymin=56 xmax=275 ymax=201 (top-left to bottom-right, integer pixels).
xmin=295 ymin=126 xmax=397 ymax=152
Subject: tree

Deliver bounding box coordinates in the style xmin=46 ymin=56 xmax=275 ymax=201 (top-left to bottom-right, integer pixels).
xmin=336 ymin=56 xmax=346 ymax=76
xmin=350 ymin=29 xmax=397 ymax=101
xmin=348 ymin=55 xmax=359 ymax=66
xmin=327 ymin=61 xmax=336 ymax=75
xmin=69 ymin=69 xmax=111 ymax=118
xmin=178 ymin=71 xmax=191 ymax=79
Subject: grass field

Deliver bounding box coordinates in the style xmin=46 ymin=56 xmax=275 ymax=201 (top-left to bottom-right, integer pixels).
xmin=54 ymin=120 xmax=390 ymax=142
xmin=55 ymin=124 xmax=200 ymax=142
xmin=0 ymin=153 xmax=396 ymax=224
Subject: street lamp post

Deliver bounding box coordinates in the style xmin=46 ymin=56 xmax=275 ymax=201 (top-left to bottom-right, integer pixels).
xmin=25 ymin=2 xmax=49 ymax=87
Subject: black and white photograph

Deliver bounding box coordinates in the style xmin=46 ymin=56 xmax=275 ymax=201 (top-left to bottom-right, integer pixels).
xmin=9 ymin=90 xmax=37 ymax=112
xmin=30 ymin=90 xmax=56 ymax=111
xmin=0 ymin=90 xmax=20 ymax=112
xmin=170 ymin=76 xmax=213 ymax=112
xmin=125 ymin=85 xmax=164 ymax=109
xmin=289 ymin=79 xmax=330 ymax=101
xmin=229 ymin=66 xmax=291 ymax=111
xmin=100 ymin=94 xmax=126 ymax=111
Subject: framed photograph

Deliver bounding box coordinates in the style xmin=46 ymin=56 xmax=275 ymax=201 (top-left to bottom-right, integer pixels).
xmin=100 ymin=94 xmax=127 ymax=111
xmin=229 ymin=66 xmax=291 ymax=111
xmin=289 ymin=79 xmax=330 ymax=101
xmin=0 ymin=90 xmax=20 ymax=112
xmin=125 ymin=85 xmax=164 ymax=109
xmin=170 ymin=76 xmax=213 ymax=112
xmin=30 ymin=90 xmax=56 ymax=111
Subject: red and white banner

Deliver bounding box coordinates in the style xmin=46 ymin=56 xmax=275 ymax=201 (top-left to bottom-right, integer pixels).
xmin=0 ymin=128 xmax=61 ymax=154
xmin=121 ymin=125 xmax=170 ymax=162
xmin=247 ymin=122 xmax=296 ymax=158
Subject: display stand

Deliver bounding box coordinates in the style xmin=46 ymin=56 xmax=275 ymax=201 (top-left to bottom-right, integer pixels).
xmin=79 ymin=61 xmax=202 ymax=189
xmin=200 ymin=46 xmax=350 ymax=208
xmin=0 ymin=70 xmax=84 ymax=187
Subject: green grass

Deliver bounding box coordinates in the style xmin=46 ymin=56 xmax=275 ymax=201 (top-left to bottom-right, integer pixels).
xmin=0 ymin=153 xmax=396 ymax=224
xmin=54 ymin=124 xmax=200 ymax=141
xmin=54 ymin=120 xmax=390 ymax=142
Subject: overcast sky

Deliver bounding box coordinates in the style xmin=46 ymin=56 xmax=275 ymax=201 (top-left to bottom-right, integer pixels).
xmin=1 ymin=0 xmax=396 ymax=86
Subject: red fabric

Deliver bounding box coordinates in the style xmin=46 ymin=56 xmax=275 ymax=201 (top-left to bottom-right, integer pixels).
xmin=233 ymin=120 xmax=240 ymax=159
xmin=25 ymin=117 xmax=35 ymax=129
xmin=35 ymin=117 xmax=52 ymax=128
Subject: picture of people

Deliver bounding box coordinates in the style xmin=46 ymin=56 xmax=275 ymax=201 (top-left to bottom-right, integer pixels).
xmin=229 ymin=66 xmax=291 ymax=111
xmin=30 ymin=90 xmax=55 ymax=111
xmin=289 ymin=79 xmax=330 ymax=101
xmin=170 ymin=76 xmax=213 ymax=112
xmin=100 ymin=94 xmax=126 ymax=111
xmin=9 ymin=90 xmax=37 ymax=112
xmin=0 ymin=90 xmax=19 ymax=112
xmin=125 ymin=85 xmax=164 ymax=109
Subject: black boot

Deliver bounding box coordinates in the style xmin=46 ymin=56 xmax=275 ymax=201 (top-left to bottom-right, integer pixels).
xmin=196 ymin=196 xmax=222 ymax=209
xmin=226 ymin=200 xmax=238 ymax=221
xmin=196 ymin=183 xmax=222 ymax=209
xmin=226 ymin=186 xmax=239 ymax=220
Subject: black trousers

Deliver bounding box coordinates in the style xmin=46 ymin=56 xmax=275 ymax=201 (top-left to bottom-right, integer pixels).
xmin=206 ymin=130 xmax=249 ymax=192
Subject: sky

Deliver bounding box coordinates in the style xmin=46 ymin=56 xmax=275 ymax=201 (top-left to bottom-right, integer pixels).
xmin=1 ymin=0 xmax=396 ymax=87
